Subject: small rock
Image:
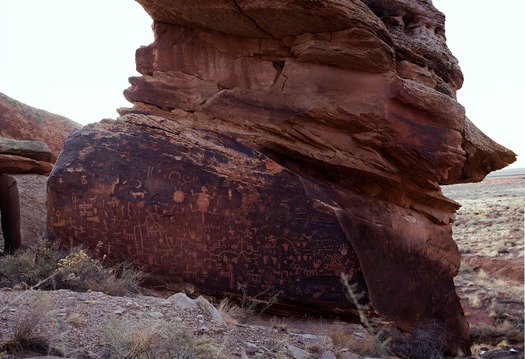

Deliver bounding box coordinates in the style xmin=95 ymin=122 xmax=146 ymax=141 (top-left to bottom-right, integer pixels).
xmin=113 ymin=306 xmax=125 ymax=315
xmin=321 ymin=352 xmax=337 ymax=359
xmin=195 ymin=295 xmax=226 ymax=325
xmin=125 ymin=300 xmax=139 ymax=308
xmin=168 ymin=292 xmax=198 ymax=310
xmin=287 ymin=344 xmax=308 ymax=359
xmin=149 ymin=311 xmax=164 ymax=319
xmin=244 ymin=342 xmax=259 ymax=355
xmin=353 ymin=331 xmax=367 ymax=338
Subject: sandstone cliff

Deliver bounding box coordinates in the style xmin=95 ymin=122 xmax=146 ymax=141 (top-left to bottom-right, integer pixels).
xmin=46 ymin=0 xmax=516 ymax=355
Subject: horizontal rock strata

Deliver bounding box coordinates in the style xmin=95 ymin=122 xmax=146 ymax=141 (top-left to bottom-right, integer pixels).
xmin=0 ymin=137 xmax=53 ymax=175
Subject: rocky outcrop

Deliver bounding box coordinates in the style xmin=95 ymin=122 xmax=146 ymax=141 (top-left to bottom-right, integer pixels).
xmin=47 ymin=115 xmax=364 ymax=313
xmin=0 ymin=137 xmax=53 ymax=175
xmin=46 ymin=0 xmax=516 ymax=355
xmin=0 ymin=93 xmax=81 ymax=249
xmin=0 ymin=92 xmax=82 ymax=161
xmin=0 ymin=137 xmax=54 ymax=253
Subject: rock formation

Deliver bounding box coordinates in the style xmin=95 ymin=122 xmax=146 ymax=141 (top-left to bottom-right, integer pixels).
xmin=0 ymin=93 xmax=81 ymax=248
xmin=0 ymin=137 xmax=54 ymax=252
xmin=0 ymin=92 xmax=82 ymax=161
xmin=46 ymin=0 xmax=516 ymax=355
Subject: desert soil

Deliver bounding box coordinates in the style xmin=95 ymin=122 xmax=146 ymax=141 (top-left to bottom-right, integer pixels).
xmin=442 ymin=169 xmax=524 ymax=357
xmin=0 ymin=170 xmax=523 ymax=358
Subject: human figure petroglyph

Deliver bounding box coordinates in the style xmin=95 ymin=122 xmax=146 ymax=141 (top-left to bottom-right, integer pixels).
xmin=190 ymin=186 xmax=217 ymax=222
xmin=53 ymin=210 xmax=66 ymax=227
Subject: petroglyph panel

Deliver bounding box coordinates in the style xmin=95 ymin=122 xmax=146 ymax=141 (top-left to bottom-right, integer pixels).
xmin=47 ymin=118 xmax=362 ymax=309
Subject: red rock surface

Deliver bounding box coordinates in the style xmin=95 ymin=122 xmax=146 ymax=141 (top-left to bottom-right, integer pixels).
xmin=0 ymin=92 xmax=82 ymax=161
xmin=0 ymin=138 xmax=53 ymax=176
xmin=47 ymin=0 xmax=517 ymax=355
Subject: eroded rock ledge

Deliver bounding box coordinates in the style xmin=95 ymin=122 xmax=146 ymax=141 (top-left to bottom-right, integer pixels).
xmin=46 ymin=0 xmax=516 ymax=355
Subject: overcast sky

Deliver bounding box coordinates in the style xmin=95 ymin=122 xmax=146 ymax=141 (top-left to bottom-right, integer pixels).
xmin=0 ymin=0 xmax=523 ymax=168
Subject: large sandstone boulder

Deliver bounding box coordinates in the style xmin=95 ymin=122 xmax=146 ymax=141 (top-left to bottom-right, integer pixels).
xmin=46 ymin=0 xmax=516 ymax=355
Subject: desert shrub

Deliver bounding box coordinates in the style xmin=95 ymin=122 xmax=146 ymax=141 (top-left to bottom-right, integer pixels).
xmin=387 ymin=320 xmax=447 ymax=359
xmin=101 ymin=319 xmax=216 ymax=358
xmin=0 ymin=294 xmax=62 ymax=357
xmin=0 ymin=241 xmax=61 ymax=288
xmin=0 ymin=241 xmax=144 ymax=295
xmin=471 ymin=321 xmax=524 ymax=346
xmin=229 ymin=282 xmax=279 ymax=323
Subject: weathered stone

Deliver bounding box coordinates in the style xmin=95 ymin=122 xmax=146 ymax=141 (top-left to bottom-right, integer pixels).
xmin=0 ymin=138 xmax=54 ymax=175
xmin=0 ymin=92 xmax=81 ymax=160
xmin=0 ymin=137 xmax=52 ymax=163
xmin=11 ymin=174 xmax=48 ymax=249
xmin=0 ymin=175 xmax=21 ymax=253
xmin=0 ymin=154 xmax=53 ymax=175
xmin=47 ymin=115 xmax=363 ymax=314
xmin=0 ymin=93 xmax=80 ymax=249
xmin=0 ymin=137 xmax=54 ymax=252
xmin=46 ymin=0 xmax=518 ymax=356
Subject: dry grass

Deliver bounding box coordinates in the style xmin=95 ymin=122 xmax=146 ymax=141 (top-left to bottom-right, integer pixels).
xmin=217 ymin=297 xmax=244 ymax=325
xmin=101 ymin=319 xmax=217 ymax=358
xmin=442 ymin=179 xmax=524 ymax=258
xmin=0 ymin=241 xmax=144 ymax=296
xmin=470 ymin=321 xmax=524 ymax=346
xmin=0 ymin=293 xmax=62 ymax=357
xmin=444 ymin=176 xmax=524 ymax=351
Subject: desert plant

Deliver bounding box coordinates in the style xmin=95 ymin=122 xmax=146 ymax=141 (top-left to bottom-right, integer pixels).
xmin=101 ymin=319 xmax=216 ymax=358
xmin=55 ymin=247 xmax=144 ymax=295
xmin=0 ymin=241 xmax=144 ymax=296
xmin=0 ymin=293 xmax=62 ymax=357
xmin=101 ymin=319 xmax=162 ymax=358
xmin=217 ymin=297 xmax=244 ymax=325
xmin=235 ymin=282 xmax=279 ymax=322
xmin=471 ymin=321 xmax=524 ymax=346
xmin=340 ymin=274 xmax=391 ymax=358
xmin=388 ymin=320 xmax=447 ymax=359
xmin=0 ymin=241 xmax=61 ymax=288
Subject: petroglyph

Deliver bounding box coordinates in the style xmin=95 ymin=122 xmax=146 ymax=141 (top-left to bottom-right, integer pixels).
xmin=47 ymin=122 xmax=362 ymax=309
